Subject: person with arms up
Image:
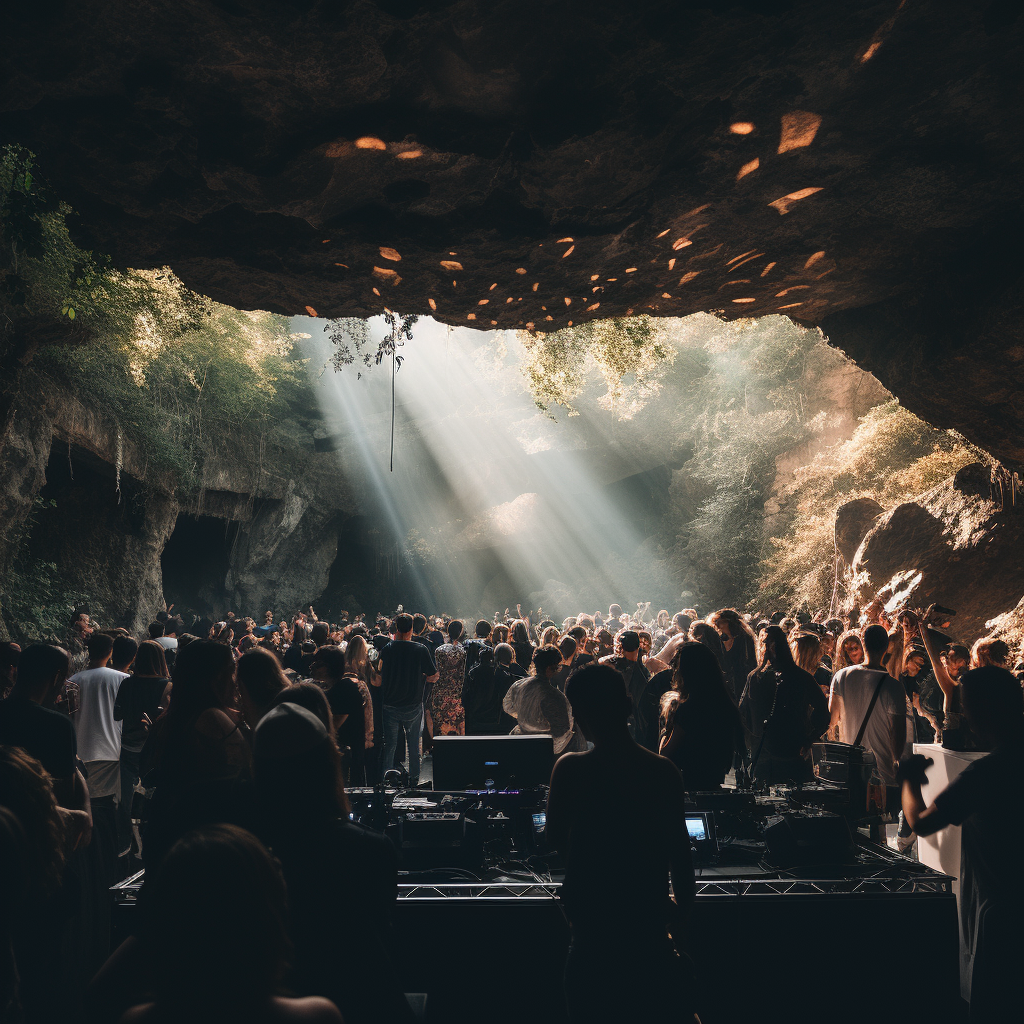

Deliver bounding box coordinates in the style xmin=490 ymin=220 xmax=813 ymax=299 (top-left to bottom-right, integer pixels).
xmin=899 ymin=667 xmax=1024 ymax=1022
xmin=546 ymin=663 xmax=695 ymax=1023
xmin=378 ymin=613 xmax=438 ymax=786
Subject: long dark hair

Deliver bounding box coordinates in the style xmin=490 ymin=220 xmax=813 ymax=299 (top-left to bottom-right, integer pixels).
xmin=670 ymin=642 xmax=732 ymax=706
xmin=145 ymin=825 xmax=290 ymax=1014
xmin=0 ymin=746 xmax=66 ymax=898
xmin=133 ymin=639 xmax=169 ymax=678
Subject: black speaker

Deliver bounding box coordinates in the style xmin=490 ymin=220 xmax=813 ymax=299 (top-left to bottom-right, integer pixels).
xmin=763 ymin=811 xmax=855 ymax=867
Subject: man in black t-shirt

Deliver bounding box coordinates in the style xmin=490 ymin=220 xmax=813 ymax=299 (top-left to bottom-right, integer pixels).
xmin=378 ymin=613 xmax=437 ymax=785
xmin=310 ymin=647 xmax=367 ymax=785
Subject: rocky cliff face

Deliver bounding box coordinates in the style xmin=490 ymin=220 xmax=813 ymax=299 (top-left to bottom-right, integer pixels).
xmin=847 ymin=463 xmax=1024 ymax=643
xmin=3 ymin=1 xmax=1023 ymax=467
xmin=0 ymin=377 xmax=359 ymax=638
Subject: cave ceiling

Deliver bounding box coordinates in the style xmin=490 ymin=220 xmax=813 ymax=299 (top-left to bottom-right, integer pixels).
xmin=3 ymin=1 xmax=1024 ymax=466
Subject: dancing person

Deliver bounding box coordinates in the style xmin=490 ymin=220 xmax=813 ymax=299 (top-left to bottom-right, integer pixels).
xmin=660 ymin=642 xmax=743 ymax=791
xmin=510 ymin=620 xmax=535 ymax=672
xmin=546 ymin=663 xmax=695 ymax=1024
xmin=462 ymin=646 xmax=517 ymax=735
xmin=0 ymin=746 xmax=77 ymax=1023
xmin=309 ymin=646 xmax=366 ymax=785
xmin=69 ymin=632 xmax=127 ymax=806
xmin=503 ymin=646 xmax=575 ymax=754
xmin=236 ymin=647 xmax=290 ymax=730
xmin=0 ymin=644 xmax=92 ymax=832
xmin=140 ymin=641 xmax=250 ymax=869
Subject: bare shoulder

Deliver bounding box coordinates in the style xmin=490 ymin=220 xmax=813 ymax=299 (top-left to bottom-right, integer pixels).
xmin=194 ymin=706 xmax=239 ymax=739
xmin=119 ymin=1003 xmax=155 ymax=1024
xmin=275 ymin=995 xmax=344 ymax=1022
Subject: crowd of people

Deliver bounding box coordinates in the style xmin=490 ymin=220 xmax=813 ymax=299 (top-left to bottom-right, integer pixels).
xmin=1 ymin=594 xmax=1022 ymax=1022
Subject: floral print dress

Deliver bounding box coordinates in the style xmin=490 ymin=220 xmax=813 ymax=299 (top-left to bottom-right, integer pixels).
xmin=430 ymin=642 xmax=467 ymax=734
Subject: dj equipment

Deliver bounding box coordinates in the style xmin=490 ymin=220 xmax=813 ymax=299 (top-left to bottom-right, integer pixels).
xmin=431 ymin=734 xmax=555 ymax=790
xmin=685 ymin=811 xmax=718 ymax=864
xmin=763 ymin=810 xmax=855 ymax=868
xmin=811 ymin=741 xmax=877 ymax=786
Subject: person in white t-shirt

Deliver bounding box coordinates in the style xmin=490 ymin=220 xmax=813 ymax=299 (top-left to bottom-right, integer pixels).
xmin=828 ymin=623 xmax=907 ymax=788
xmin=69 ymin=632 xmax=128 ymax=800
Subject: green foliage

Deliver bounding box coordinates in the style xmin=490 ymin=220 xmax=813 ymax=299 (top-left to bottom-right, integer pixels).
xmin=757 ymin=401 xmax=985 ymax=611
xmin=0 ymin=498 xmax=87 ymax=645
xmin=2 ymin=145 xmax=314 ymax=489
xmin=517 ymin=316 xmax=674 ymax=417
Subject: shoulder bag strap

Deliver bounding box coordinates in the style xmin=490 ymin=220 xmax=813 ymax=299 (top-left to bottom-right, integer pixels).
xmin=853 ymin=672 xmax=889 ymax=748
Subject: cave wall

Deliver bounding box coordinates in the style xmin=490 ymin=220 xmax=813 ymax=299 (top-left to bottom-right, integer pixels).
xmin=3 ymin=1 xmax=1024 ymax=466
xmin=0 ymin=377 xmax=361 ymax=637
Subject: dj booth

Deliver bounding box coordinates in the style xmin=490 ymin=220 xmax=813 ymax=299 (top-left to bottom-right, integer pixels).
xmin=113 ymin=735 xmax=961 ymax=1024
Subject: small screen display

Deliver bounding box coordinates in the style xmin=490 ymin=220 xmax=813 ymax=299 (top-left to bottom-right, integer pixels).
xmin=685 ymin=817 xmax=707 ymax=842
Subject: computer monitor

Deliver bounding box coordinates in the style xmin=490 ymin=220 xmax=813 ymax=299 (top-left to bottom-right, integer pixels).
xmin=431 ymin=734 xmax=555 ymax=790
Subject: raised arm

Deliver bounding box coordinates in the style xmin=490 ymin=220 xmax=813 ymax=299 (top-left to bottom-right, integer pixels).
xmin=908 ymin=609 xmax=956 ymax=704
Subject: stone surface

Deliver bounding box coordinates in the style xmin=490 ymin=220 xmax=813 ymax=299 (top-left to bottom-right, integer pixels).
xmin=848 ymin=464 xmax=1024 ymax=643
xmin=3 ymin=2 xmax=1023 ymax=465
xmin=834 ymin=497 xmax=885 ymax=565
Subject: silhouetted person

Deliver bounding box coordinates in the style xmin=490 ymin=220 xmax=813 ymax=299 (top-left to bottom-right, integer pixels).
xmin=900 ymin=667 xmax=1024 ymax=1022
xmin=740 ymin=625 xmax=829 ymax=786
xmin=546 ymin=663 xmax=695 ymax=1023
xmin=253 ymin=704 xmax=413 ymax=1024
xmin=124 ymin=824 xmax=341 ymax=1024
xmin=660 ymin=642 xmax=744 ymax=791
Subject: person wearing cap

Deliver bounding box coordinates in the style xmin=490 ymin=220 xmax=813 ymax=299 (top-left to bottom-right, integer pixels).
xmin=253 ymin=703 xmax=412 ymax=1024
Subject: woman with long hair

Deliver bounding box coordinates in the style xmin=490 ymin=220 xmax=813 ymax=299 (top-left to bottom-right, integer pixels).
xmin=0 ymin=746 xmax=74 ymax=1022
xmin=688 ymin=621 xmax=729 ymax=680
xmin=128 ymin=823 xmax=341 ymax=1024
xmin=709 ymin=608 xmax=758 ymax=703
xmin=344 ymin=634 xmax=380 ymax=781
xmin=429 ymin=620 xmax=468 ymax=735
xmin=510 ymin=619 xmax=535 ymax=671
xmin=253 ymin=705 xmax=412 ymax=1024
xmin=114 ymin=639 xmax=172 ymax=854
xmin=834 ymin=630 xmax=866 ymax=671
xmin=140 ymin=641 xmax=251 ymax=869
xmin=659 ymin=643 xmax=744 ymax=790
xmin=738 ymin=625 xmax=830 ymax=787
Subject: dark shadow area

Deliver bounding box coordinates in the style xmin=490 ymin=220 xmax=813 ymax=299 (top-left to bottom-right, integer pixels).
xmin=160 ymin=513 xmax=239 ymax=619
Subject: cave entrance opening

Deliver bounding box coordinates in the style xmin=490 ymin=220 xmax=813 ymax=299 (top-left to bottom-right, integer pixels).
xmin=161 ymin=514 xmax=239 ymax=619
